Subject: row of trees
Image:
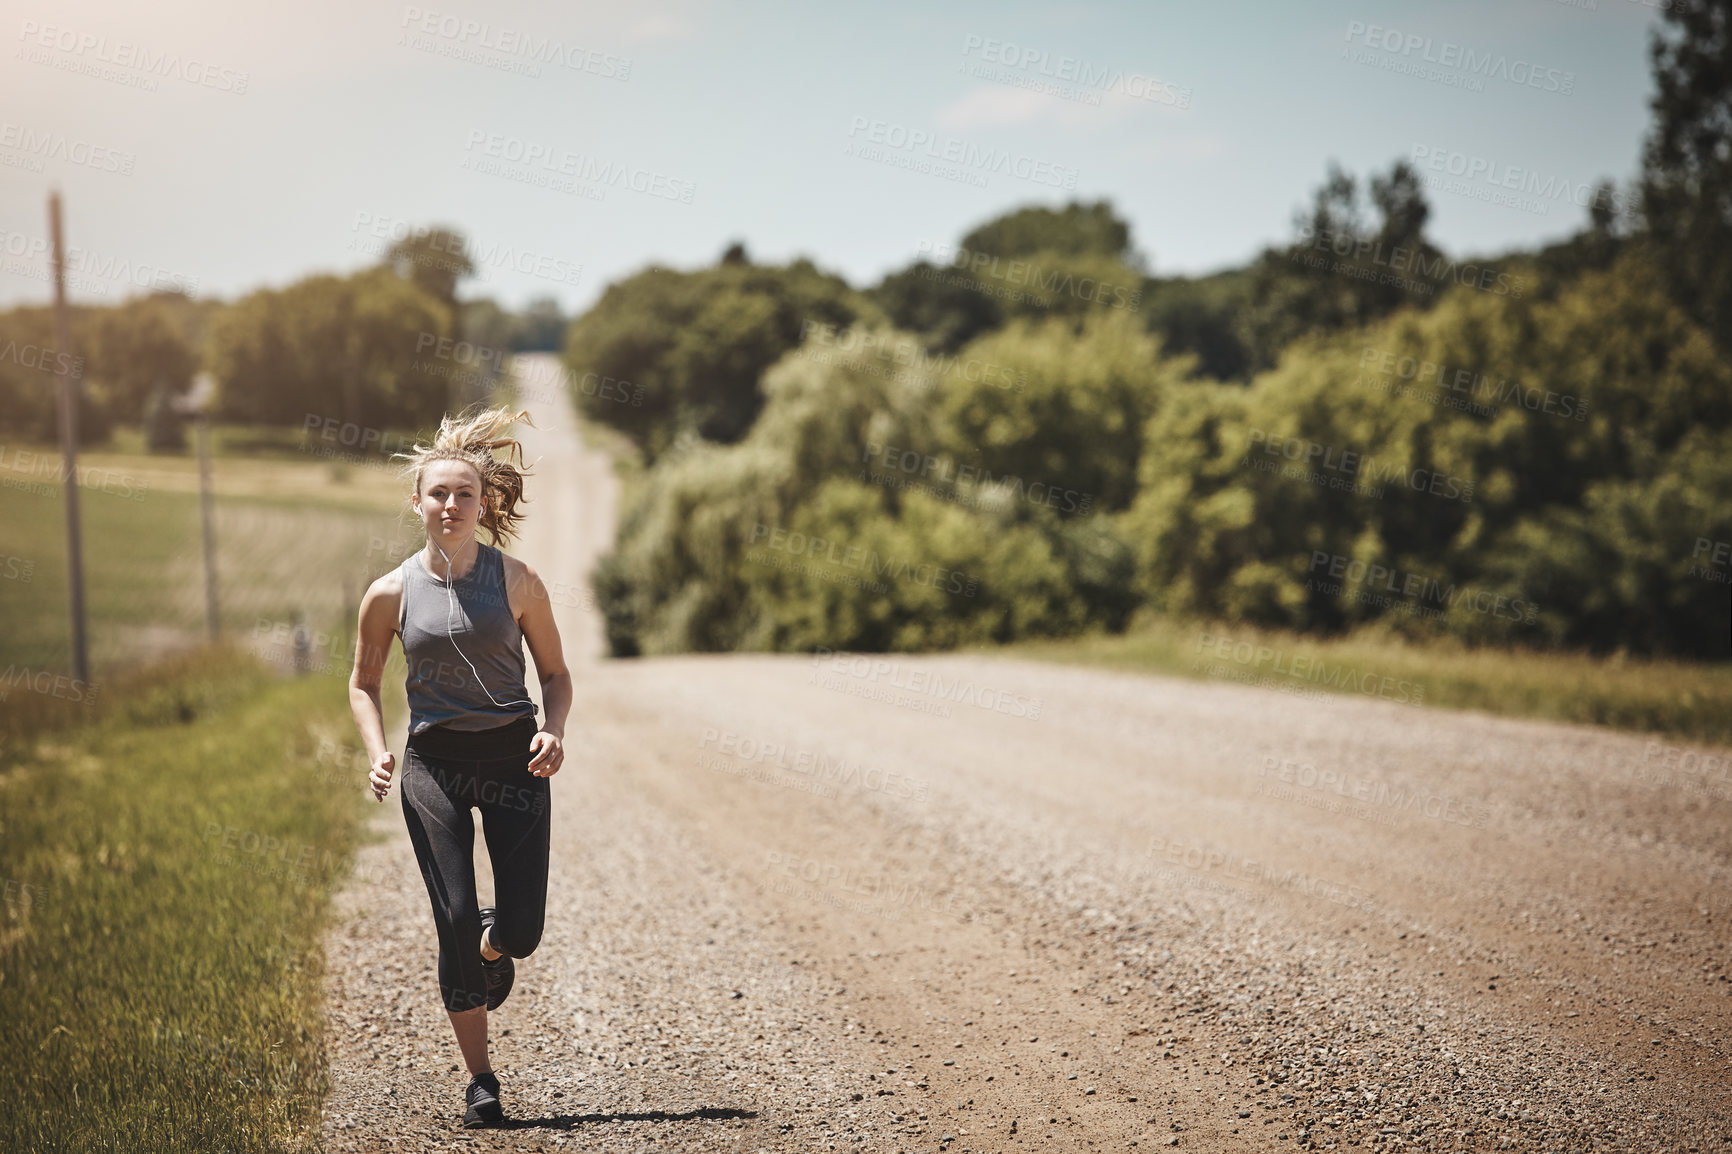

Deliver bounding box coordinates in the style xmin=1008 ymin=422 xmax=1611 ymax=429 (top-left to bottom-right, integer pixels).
xmin=584 ymin=0 xmax=1731 ymax=660
xmin=4 ymin=0 xmax=1722 ymax=660
xmin=588 ymin=240 xmax=1730 ymax=661
xmin=0 ymin=294 xmax=208 ymax=444
xmin=0 ymin=228 xmax=568 ymax=443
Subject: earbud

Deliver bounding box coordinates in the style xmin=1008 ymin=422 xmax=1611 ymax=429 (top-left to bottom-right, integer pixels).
xmin=433 ymin=540 xmax=534 ymax=712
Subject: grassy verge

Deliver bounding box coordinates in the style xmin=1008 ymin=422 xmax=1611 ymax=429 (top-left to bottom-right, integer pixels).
xmin=0 ymin=645 xmax=374 ymax=1153
xmin=990 ymin=615 xmax=1732 ymax=747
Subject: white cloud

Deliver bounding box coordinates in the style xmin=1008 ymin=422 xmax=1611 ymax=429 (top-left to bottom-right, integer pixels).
xmin=937 ymin=85 xmax=1063 ymax=130
xmin=937 ymin=80 xmax=1192 ymax=133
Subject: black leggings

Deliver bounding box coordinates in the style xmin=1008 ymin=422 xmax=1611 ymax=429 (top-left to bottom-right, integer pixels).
xmin=400 ymin=715 xmax=551 ymax=1012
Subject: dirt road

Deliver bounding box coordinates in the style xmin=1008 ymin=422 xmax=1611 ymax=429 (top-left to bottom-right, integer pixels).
xmin=321 ymin=362 xmax=1731 ymax=1152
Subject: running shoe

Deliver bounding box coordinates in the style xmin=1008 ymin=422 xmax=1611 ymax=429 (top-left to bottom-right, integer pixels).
xmin=478 ymin=906 xmax=515 ymax=1011
xmin=463 ymin=1070 xmax=504 ymax=1128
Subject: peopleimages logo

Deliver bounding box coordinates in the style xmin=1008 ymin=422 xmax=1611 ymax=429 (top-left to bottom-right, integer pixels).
xmin=1258 ymin=756 xmax=1494 ymax=828
xmin=460 ymin=129 xmax=696 ymax=203
xmin=0 ymin=338 xmax=82 ymax=378
xmin=1409 ymin=145 xmax=1630 ymax=221
xmin=1243 ymin=428 xmax=1475 ymax=505
xmin=800 ymin=321 xmax=1027 ymax=392
xmin=0 ymin=122 xmax=136 ymax=174
xmin=860 ymin=441 xmax=1093 ymax=515
xmin=399 ymin=7 xmax=632 ymax=79
xmin=1691 ymin=537 xmax=1731 ymax=585
xmin=1358 ymin=347 xmax=1587 ymax=422
xmin=748 ymin=523 xmax=980 ymax=597
xmin=915 ymin=240 xmax=1142 ymax=311
xmin=1193 ymin=632 xmax=1425 ymax=705
xmin=810 ymin=647 xmax=1043 ymax=719
xmin=698 ymin=728 xmax=930 ymax=802
xmin=1306 ymin=551 xmax=1539 ymax=624
xmin=958 ymin=35 xmax=1192 ymax=109
xmin=0 ymin=666 xmax=100 ymax=706
xmin=0 ymin=228 xmax=199 ymax=296
xmin=17 ymin=19 xmax=250 ymax=93
xmin=1297 ymin=225 xmax=1526 ymax=299
xmin=1342 ymin=21 xmax=1576 ymax=95
xmin=845 ymin=116 xmax=1080 ymax=189
xmin=351 ymin=212 xmax=584 ymax=288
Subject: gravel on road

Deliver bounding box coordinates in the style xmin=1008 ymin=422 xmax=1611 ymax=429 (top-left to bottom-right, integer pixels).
xmin=319 ymin=363 xmax=1730 ymax=1154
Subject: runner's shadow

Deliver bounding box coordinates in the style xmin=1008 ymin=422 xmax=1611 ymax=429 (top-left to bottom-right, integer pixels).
xmin=505 ymin=1106 xmax=757 ymax=1131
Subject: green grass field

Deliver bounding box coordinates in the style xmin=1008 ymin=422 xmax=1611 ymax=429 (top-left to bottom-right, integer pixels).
xmin=0 ymin=436 xmax=419 ymax=753
xmin=990 ymin=614 xmax=1732 ymax=747
xmin=0 ymin=646 xmax=378 ymax=1153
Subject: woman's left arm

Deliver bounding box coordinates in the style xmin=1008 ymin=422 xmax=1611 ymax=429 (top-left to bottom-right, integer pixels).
xmin=509 ymin=558 xmax=571 ymax=777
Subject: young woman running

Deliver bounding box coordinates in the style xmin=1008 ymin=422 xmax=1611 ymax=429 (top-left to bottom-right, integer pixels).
xmin=348 ymin=404 xmax=571 ymax=1129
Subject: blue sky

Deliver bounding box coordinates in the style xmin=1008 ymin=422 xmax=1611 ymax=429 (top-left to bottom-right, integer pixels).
xmin=0 ymin=0 xmax=1662 ymax=313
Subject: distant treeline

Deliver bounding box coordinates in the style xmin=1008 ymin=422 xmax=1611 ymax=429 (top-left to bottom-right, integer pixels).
xmin=0 ymin=225 xmax=566 ymax=446
xmin=577 ymin=1 xmax=1731 ymax=661
xmin=2 ymin=0 xmax=1725 ymax=659
xmin=578 ymin=222 xmax=1729 ymax=662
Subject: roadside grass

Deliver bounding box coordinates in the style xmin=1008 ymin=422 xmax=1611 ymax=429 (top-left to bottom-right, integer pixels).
xmin=989 ymin=615 xmax=1732 ymax=747
xmin=0 ymin=645 xmax=375 ymax=1153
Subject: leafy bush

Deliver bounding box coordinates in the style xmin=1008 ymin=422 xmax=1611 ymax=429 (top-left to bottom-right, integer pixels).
xmin=937 ymin=310 xmax=1180 ymax=513
xmin=1123 ymin=248 xmax=1732 ymax=656
xmin=592 ymin=317 xmax=1153 ymax=656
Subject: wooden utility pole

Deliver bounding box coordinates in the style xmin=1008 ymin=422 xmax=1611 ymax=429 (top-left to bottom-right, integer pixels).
xmin=193 ymin=372 xmax=219 ymax=637
xmin=49 ymin=191 xmax=88 ymax=685
xmin=197 ymin=410 xmax=220 ymax=640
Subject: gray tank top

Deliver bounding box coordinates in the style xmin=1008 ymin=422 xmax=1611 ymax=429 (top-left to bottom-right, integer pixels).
xmin=398 ymin=542 xmax=539 ymax=735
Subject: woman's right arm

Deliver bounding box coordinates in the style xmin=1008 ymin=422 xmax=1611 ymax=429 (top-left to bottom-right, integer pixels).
xmin=349 ymin=573 xmax=402 ymax=802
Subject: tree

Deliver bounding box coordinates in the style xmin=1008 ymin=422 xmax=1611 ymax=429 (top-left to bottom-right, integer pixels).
xmin=937 ymin=310 xmax=1180 ymax=514
xmin=458 ymin=298 xmax=517 ymax=359
xmin=959 ymin=199 xmax=1135 ymax=260
xmin=1517 ymin=180 xmax=1629 ymax=288
xmin=564 ymin=257 xmax=873 ymax=459
xmin=1639 ymin=0 xmax=1732 ymax=354
xmin=207 ymin=267 xmax=454 ymax=429
xmin=81 ymin=295 xmax=199 ymax=423
xmin=1124 ymin=247 xmax=1732 ymax=656
xmin=870 ymin=261 xmax=1004 ymax=354
xmin=0 ymin=305 xmax=109 ymax=444
xmin=383 ymin=227 xmax=475 ymax=313
xmin=1139 ymin=270 xmax=1255 ymax=382
xmin=589 ymin=322 xmax=1104 ymax=656
xmin=871 ymin=199 xmax=1148 ymax=354
xmin=512 ymin=296 xmax=566 ymax=351
xmin=1236 ymin=160 xmax=1445 ymax=376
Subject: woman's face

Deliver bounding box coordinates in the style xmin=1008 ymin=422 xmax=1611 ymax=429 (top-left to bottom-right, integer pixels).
xmin=415 ymin=459 xmax=485 ymax=548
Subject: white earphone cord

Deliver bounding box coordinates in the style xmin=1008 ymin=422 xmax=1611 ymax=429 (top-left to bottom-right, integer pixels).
xmin=436 ymin=543 xmax=535 ymax=710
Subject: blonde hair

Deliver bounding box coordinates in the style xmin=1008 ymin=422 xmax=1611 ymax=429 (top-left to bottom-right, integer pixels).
xmin=395 ymin=403 xmax=537 ymax=547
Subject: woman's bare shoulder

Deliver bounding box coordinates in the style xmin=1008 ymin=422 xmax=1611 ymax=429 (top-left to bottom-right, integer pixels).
xmin=496 ymin=547 xmax=536 ymax=580
xmin=362 ymin=567 xmax=405 ymax=613
xmin=495 ymin=548 xmax=548 ymax=600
